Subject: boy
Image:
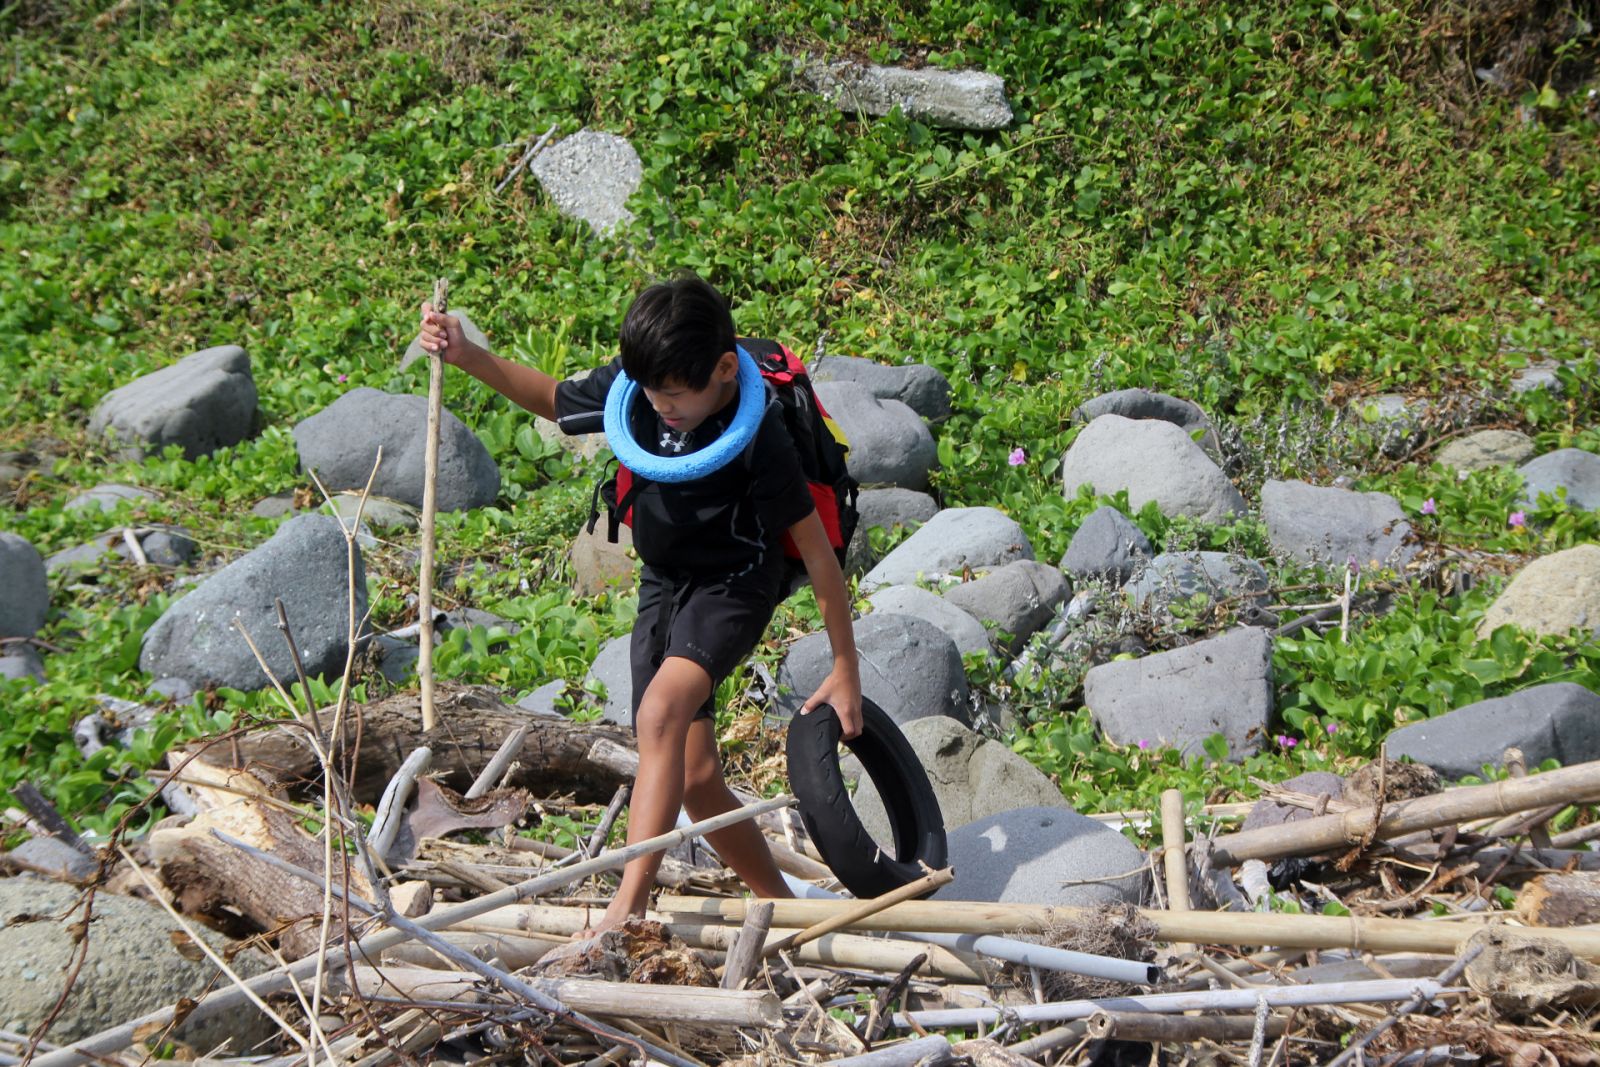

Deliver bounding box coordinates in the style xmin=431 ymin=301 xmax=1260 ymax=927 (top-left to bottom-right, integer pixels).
xmin=416 ymin=274 xmax=862 ymax=931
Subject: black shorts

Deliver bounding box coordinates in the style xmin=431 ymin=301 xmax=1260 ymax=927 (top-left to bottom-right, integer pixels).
xmin=629 ymin=565 xmax=782 ymax=731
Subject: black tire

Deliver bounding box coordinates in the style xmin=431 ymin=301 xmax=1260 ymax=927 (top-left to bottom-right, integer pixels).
xmin=785 ymin=698 xmax=947 ymax=898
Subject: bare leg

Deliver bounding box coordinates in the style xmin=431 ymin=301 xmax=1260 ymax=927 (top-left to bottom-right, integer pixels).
xmin=682 ymin=717 xmax=794 ymax=900
xmin=593 ymin=656 xmax=712 ymax=931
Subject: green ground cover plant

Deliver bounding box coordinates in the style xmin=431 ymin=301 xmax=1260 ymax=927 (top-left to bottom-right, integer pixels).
xmin=3 ymin=0 xmax=1598 ymax=831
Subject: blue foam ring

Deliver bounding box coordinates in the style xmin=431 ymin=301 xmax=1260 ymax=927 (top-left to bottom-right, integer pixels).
xmin=602 ymin=345 xmax=766 ymax=483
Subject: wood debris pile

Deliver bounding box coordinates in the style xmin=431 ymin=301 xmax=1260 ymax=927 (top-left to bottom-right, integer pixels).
xmin=6 ymin=684 xmax=1600 ymax=1066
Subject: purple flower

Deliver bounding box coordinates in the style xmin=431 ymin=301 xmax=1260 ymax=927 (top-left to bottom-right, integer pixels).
xmin=1008 ymin=447 xmax=1026 ymax=467
xmin=1136 ymin=739 xmax=1150 ymax=750
xmin=1326 ymin=723 xmax=1338 ymax=736
xmin=337 ymin=373 xmax=348 ymax=383
xmin=1420 ymin=498 xmax=1436 ymax=516
xmin=1509 ymin=510 xmax=1527 ymax=528
xmin=1346 ymin=555 xmax=1360 ymax=576
xmin=1276 ymin=734 xmax=1298 ymax=749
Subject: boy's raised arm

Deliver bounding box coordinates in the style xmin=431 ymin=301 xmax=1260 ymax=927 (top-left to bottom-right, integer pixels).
xmin=417 ymin=303 xmax=559 ymax=422
xmin=790 ymin=511 xmax=863 ymax=740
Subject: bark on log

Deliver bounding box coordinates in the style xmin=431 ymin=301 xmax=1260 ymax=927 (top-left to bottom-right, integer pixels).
xmin=196 ymin=683 xmax=637 ymax=804
xmin=148 ymin=762 xmax=372 ymax=959
xmin=1518 ymin=872 xmax=1600 ymax=927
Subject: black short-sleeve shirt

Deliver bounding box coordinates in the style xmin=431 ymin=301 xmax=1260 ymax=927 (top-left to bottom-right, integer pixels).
xmin=554 ymin=349 xmax=815 ymax=580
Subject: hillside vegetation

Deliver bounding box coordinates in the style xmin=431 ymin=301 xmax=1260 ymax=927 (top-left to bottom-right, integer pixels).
xmin=3 ymin=0 xmax=1600 ymax=834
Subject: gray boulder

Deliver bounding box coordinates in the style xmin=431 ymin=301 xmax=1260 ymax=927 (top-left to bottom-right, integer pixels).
xmin=1060 ymin=506 xmax=1152 ymax=585
xmin=293 ymin=388 xmax=501 ymax=512
xmin=1478 ymin=544 xmax=1600 ymax=640
xmin=805 ymin=61 xmax=1013 ymax=129
xmin=0 ymin=646 xmax=44 ymax=682
xmin=588 ymin=636 xmax=635 ymax=727
xmin=1520 ymin=448 xmax=1600 ymax=511
xmin=776 ymin=612 xmax=970 ymax=728
xmin=401 ymin=307 xmax=492 ymax=371
xmin=1510 ymin=360 xmax=1565 ymax=394
xmin=846 ymin=488 xmax=939 ymax=575
xmin=140 ymin=527 xmax=195 ymax=565
xmin=1124 ymin=552 xmax=1271 ymax=620
xmin=844 ymin=717 xmax=1069 ymax=849
xmin=1438 ymin=430 xmax=1536 ymax=472
xmin=942 ymin=560 xmax=1069 ymax=654
xmin=867 ymin=584 xmax=991 ymax=659
xmin=64 ymin=483 xmax=156 ymax=513
xmin=0 ymin=876 xmax=273 ymax=1048
xmin=1073 ymin=388 xmax=1220 ymax=458
xmin=811 ymin=354 xmax=952 ymax=421
xmin=862 ymin=506 xmax=1033 ymax=592
xmin=571 ymin=520 xmax=637 ymax=597
xmin=1061 ymin=415 xmax=1245 ymax=524
xmin=88 ymin=345 xmax=257 ymax=460
xmin=934 ymin=807 xmax=1145 ymax=907
xmin=140 ymin=515 xmax=367 ymax=691
xmin=530 ymin=129 xmax=642 ymax=236
xmin=515 ymin=678 xmax=573 ymax=719
xmin=1241 ymin=772 xmax=1346 ymax=832
xmin=8 ymin=837 xmax=95 ymax=881
xmin=1084 ymin=626 xmax=1275 ymax=759
xmin=1386 ymin=683 xmax=1600 ymax=780
xmin=46 ymin=526 xmax=194 ymax=574
xmin=1261 ymin=480 xmax=1417 ymax=571
xmin=814 ymin=381 xmax=937 ymax=490
xmin=0 ymin=534 xmax=48 ymax=638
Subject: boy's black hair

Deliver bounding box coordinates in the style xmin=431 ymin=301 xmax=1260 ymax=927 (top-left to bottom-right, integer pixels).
xmin=619 ymin=273 xmax=736 ymax=390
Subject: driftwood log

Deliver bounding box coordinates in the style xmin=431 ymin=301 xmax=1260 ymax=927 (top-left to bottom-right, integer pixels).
xmin=196 ymin=683 xmax=637 ymax=804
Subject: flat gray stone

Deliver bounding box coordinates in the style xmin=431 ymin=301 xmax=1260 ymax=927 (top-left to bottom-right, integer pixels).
xmin=933 ymin=807 xmax=1146 ymax=906
xmin=776 ymin=612 xmax=970 ymax=728
xmin=514 ymin=679 xmax=571 ymax=719
xmin=250 ymin=493 xmax=298 ymax=519
xmin=1261 ymin=480 xmax=1417 ymax=571
xmin=46 ymin=527 xmax=194 ymax=574
xmin=139 ymin=514 xmax=368 ymax=691
xmin=867 ymin=584 xmax=992 ymax=659
xmin=9 ymin=837 xmax=96 ymax=881
xmin=1084 ymin=626 xmax=1275 ymax=760
xmin=806 ymin=61 xmax=1013 ymax=130
xmin=814 ymin=381 xmax=937 ymax=490
xmin=571 ymin=520 xmax=636 ymax=597
xmin=139 ymin=526 xmax=194 ymax=566
xmin=529 ymin=129 xmax=642 ymax=236
xmin=811 ymin=354 xmax=952 ymax=421
xmin=844 ymin=717 xmax=1069 ymax=849
xmin=293 ymin=388 xmax=501 ymax=512
xmin=942 ymin=560 xmax=1068 ymax=654
xmin=329 ymin=494 xmax=418 ymax=530
xmin=861 ymin=506 xmax=1032 ymax=593
xmin=1510 ymin=360 xmax=1565 ymax=394
xmin=0 ymin=876 xmax=274 ymax=1047
xmin=64 ymin=483 xmax=156 ymax=513
xmin=1479 ymin=544 xmax=1600 ymax=640
xmin=88 ymin=345 xmax=257 ymax=460
xmin=1386 ymin=683 xmax=1600 ymax=780
xmin=587 ymin=636 xmax=635 ymax=727
xmin=400 ymin=308 xmax=491 ymax=371
xmin=1061 ymin=415 xmax=1245 ymax=524
xmin=1124 ymin=552 xmax=1271 ymax=620
xmin=1073 ymin=388 xmax=1220 ymax=458
xmin=1060 ymin=506 xmax=1152 ymax=584
xmin=1520 ymin=448 xmax=1600 ymax=511
xmin=1241 ymin=772 xmax=1346 ymax=832
xmin=1437 ymin=430 xmax=1536 ymax=472
xmin=0 ymin=534 xmax=48 ymax=638
xmin=148 ymin=676 xmax=195 ymax=701
xmin=846 ymin=488 xmax=940 ymax=575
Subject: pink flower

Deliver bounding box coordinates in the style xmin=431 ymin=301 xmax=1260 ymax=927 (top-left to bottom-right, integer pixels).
xmin=1276 ymin=734 xmax=1298 ymax=749
xmin=1008 ymin=447 xmax=1026 ymax=467
xmin=1508 ymin=511 xmax=1527 ymax=528
xmin=1136 ymin=739 xmax=1150 ymax=750
xmin=1420 ymin=498 xmax=1436 ymax=516
xmin=1326 ymin=723 xmax=1338 ymax=736
xmin=337 ymin=373 xmax=348 ymax=383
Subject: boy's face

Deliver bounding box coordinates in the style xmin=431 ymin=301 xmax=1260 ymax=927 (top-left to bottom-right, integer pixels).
xmin=640 ymin=350 xmax=740 ymax=434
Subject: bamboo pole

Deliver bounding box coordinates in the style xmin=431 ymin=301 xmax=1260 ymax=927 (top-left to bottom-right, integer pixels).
xmin=1204 ymin=759 xmax=1600 ymax=866
xmin=417 ymin=277 xmax=447 ymax=732
xmin=342 ymin=966 xmax=781 ymax=1028
xmin=1087 ymin=1011 xmax=1287 ymax=1043
xmin=720 ymin=901 xmax=774 ymax=989
xmin=1161 ymin=789 xmax=1192 ymax=955
xmin=31 ymin=796 xmax=794 ymax=1067
xmin=655 ymin=895 xmax=1600 ymax=960
xmin=821 ymin=1036 xmax=956 ymax=1066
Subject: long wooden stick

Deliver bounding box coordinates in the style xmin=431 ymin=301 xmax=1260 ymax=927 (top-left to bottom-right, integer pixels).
xmin=763 ymin=867 xmax=954 ymax=959
xmin=1205 ymin=759 xmax=1600 ymax=866
xmin=1161 ymin=788 xmax=1192 ymax=955
xmin=30 ymin=796 xmax=793 ymax=1067
xmin=418 ymin=277 xmax=447 ymax=733
xmin=656 ymin=895 xmax=1600 ymax=959
xmin=1087 ymin=1010 xmax=1287 ymax=1043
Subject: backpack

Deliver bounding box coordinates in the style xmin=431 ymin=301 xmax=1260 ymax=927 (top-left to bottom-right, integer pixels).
xmin=589 ymin=338 xmax=860 ymax=570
